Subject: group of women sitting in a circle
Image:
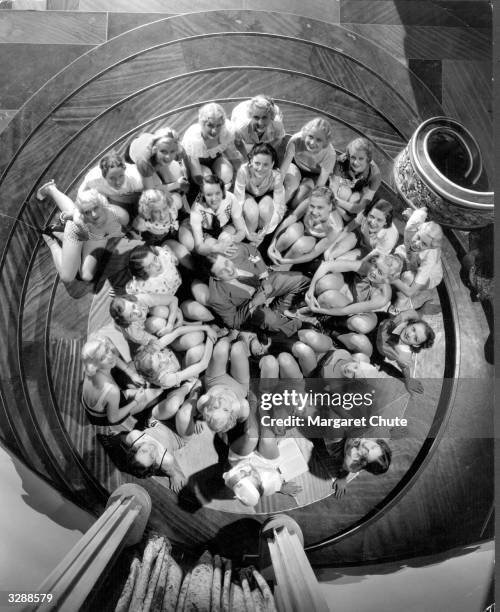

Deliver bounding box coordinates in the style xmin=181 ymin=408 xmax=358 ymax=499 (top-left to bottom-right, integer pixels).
xmin=36 ymin=95 xmax=444 ymax=505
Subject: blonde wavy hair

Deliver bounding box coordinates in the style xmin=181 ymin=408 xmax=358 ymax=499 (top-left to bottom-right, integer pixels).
xmin=81 ymin=335 xmax=118 ymax=376
xmin=301 ymin=118 xmax=334 ymax=145
xmin=137 ymin=189 xmax=174 ymax=221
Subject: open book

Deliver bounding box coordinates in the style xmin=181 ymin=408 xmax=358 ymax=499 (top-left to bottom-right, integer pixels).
xmin=277 ymin=437 xmax=310 ymax=482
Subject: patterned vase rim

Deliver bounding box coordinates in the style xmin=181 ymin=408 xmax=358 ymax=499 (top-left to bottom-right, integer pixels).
xmin=410 ymin=117 xmax=493 ymax=211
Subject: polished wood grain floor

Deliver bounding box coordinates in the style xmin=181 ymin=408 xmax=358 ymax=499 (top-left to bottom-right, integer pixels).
xmin=0 ymin=3 xmax=493 ymax=564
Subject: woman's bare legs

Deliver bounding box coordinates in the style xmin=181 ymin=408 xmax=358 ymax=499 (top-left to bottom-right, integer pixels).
xmin=183 ymin=342 xmax=205 ymax=366
xmin=164 ymin=239 xmax=194 ymax=270
xmin=175 ymin=380 xmax=203 ymax=437
xmin=206 ymin=337 xmax=230 ymax=379
xmin=277 ymin=352 xmax=303 ymax=378
xmin=181 ymin=299 xmax=214 ymax=322
xmin=243 ymin=196 xmax=259 ymax=233
xmin=337 ymin=332 xmax=373 ymax=356
xmin=275 ymin=222 xmax=305 ymax=253
xmin=229 ymin=341 xmax=250 ymax=388
xmin=289 ymin=177 xmax=314 ymax=211
xmin=42 ymin=234 xmax=82 ymax=283
xmin=37 ymin=182 xmax=76 ymax=216
xmin=170 ymin=331 xmax=205 ymax=352
xmin=283 ymin=163 xmax=301 ymax=205
xmin=298 ymin=329 xmax=333 ymax=352
xmin=80 ymin=238 xmax=107 ymax=282
xmin=292 ymin=330 xmax=333 ymax=376
xmin=212 ymin=156 xmax=235 ymax=191
xmin=178 ymin=222 xmax=195 ymax=252
xmin=285 ymin=235 xmax=316 ymax=259
xmin=346 ymin=312 xmax=378 ymax=334
xmin=292 ymin=341 xmax=318 ymax=376
xmin=258 ymin=195 xmax=274 ymax=230
xmin=153 ymin=382 xmax=191 ymax=421
xmin=191 ymin=280 xmax=209 ymax=306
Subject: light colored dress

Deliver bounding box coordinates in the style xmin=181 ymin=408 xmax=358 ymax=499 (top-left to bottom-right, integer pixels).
xmin=355 ymin=211 xmax=399 ymax=255
xmin=303 ymin=209 xmax=343 ymax=239
xmin=287 ymin=133 xmax=336 ymax=176
xmin=132 ymin=211 xmax=179 ymax=240
xmin=233 ymin=163 xmax=285 ymax=234
xmin=64 ymin=205 xmax=124 ymax=243
xmin=230 ymin=99 xmax=285 ymax=149
xmin=396 ymin=208 xmax=443 ymax=289
xmin=189 ymin=192 xmax=242 ymax=237
xmin=182 ymin=121 xmax=240 ymax=162
xmin=224 ymin=450 xmax=282 ymax=496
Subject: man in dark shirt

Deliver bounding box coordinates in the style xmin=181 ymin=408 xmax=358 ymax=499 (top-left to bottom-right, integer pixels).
xmin=204 ymin=242 xmax=310 ymax=335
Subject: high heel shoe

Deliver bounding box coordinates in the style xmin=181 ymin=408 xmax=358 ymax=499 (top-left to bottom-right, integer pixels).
xmin=41 ymin=221 xmax=65 ymax=236
xmin=38 ymin=222 xmax=63 ymax=246
xmin=36 ymin=180 xmax=56 ymax=201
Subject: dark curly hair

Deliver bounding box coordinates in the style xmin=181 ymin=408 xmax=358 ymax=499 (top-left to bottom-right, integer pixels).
xmin=109 ymin=294 xmax=139 ymax=328
xmin=128 ymin=244 xmax=158 ymax=280
xmin=387 ymin=318 xmax=435 ymax=353
xmin=247 ymin=142 xmax=278 ymax=168
xmin=194 ymin=252 xmax=220 ymax=280
xmin=363 ymin=439 xmax=392 ymax=475
xmin=99 ymin=151 xmax=126 ymax=177
xmin=363 ymin=198 xmax=394 ymax=228
xmin=124 ymin=445 xmax=160 ymax=478
xmin=200 ymin=174 xmax=226 ymax=200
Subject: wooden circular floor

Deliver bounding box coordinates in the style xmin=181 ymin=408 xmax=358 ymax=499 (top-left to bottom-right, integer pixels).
xmin=0 ymin=11 xmax=492 ymax=564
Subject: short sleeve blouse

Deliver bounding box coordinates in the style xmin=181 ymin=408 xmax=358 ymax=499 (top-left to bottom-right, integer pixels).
xmin=376 ymin=319 xmax=413 ymax=369
xmin=132 ymin=213 xmax=179 ymax=237
xmin=236 ymin=164 xmax=282 ymax=197
xmin=303 ymin=209 xmax=343 ymax=239
xmin=355 ymin=212 xmax=399 ymax=254
xmin=231 ymin=100 xmax=286 ymax=146
xmin=290 ymin=133 xmax=336 ymax=175
xmin=64 ymin=205 xmax=124 ymax=243
xmin=334 ymin=157 xmax=382 ymax=194
xmin=190 ymin=192 xmax=242 ymax=232
xmin=182 ymin=121 xmax=238 ymax=160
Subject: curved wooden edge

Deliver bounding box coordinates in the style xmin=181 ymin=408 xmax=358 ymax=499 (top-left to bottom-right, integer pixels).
xmin=305 ymin=245 xmax=463 ymax=552
xmin=0 ymin=10 xmax=441 ymax=179
xmin=0 ymin=34 xmax=418 ymax=202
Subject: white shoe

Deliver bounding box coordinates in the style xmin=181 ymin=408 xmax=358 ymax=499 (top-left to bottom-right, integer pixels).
xmin=36 ymin=180 xmax=56 ymax=201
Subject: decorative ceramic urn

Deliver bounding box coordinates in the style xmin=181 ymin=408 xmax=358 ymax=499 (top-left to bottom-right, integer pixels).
xmin=393 ymin=117 xmax=493 ymax=229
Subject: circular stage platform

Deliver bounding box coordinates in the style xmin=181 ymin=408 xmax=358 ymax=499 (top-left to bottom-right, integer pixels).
xmin=0 ymin=10 xmax=493 ymax=564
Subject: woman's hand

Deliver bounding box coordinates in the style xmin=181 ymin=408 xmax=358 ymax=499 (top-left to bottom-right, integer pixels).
xmin=162 ymin=373 xmax=180 ymax=389
xmin=177 ymin=177 xmax=190 ymax=194
xmin=127 ymin=367 xmax=146 ymax=386
xmin=392 ymin=312 xmax=406 ymax=326
xmin=217 ymin=238 xmax=238 ymax=257
xmin=247 ymin=231 xmax=263 ymax=245
xmin=309 ymin=300 xmax=321 ymax=313
xmin=304 ymin=291 xmax=319 ymax=311
xmin=128 ymin=387 xmax=147 ymax=405
xmin=405 ymin=378 xmax=424 ymax=395
xmin=157 ymin=326 xmax=171 ymax=337
xmin=251 ymin=289 xmax=268 ymax=308
xmin=203 ymin=326 xmax=218 ymax=344
xmin=332 ymin=477 xmax=348 ymax=498
xmin=268 ymin=244 xmax=283 ymax=264
xmin=267 ymin=242 xmax=278 ymax=258
xmin=280 ymin=481 xmax=302 ymax=497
